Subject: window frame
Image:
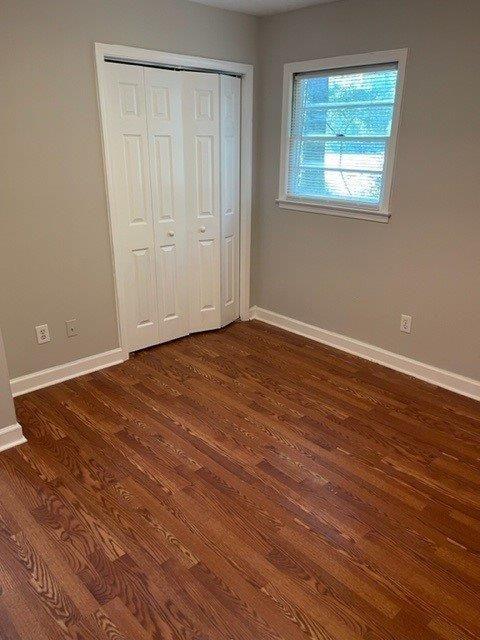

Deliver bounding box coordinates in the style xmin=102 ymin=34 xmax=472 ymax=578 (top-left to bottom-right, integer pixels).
xmin=277 ymin=49 xmax=408 ymax=222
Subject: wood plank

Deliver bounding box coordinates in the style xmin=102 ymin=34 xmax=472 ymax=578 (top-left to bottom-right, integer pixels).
xmin=0 ymin=320 xmax=478 ymax=639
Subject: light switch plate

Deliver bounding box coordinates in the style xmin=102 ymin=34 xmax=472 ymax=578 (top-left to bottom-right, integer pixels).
xmin=65 ymin=319 xmax=79 ymax=338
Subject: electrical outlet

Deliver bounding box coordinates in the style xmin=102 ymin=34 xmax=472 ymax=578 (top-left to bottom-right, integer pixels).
xmin=65 ymin=319 xmax=78 ymax=338
xmin=35 ymin=324 xmax=51 ymax=344
xmin=400 ymin=314 xmax=412 ymax=334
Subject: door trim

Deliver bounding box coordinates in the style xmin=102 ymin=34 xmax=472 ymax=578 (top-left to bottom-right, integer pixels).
xmin=94 ymin=43 xmax=254 ymax=354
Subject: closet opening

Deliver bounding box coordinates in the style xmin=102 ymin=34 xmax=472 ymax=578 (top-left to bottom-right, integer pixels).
xmin=95 ymin=44 xmax=253 ymax=358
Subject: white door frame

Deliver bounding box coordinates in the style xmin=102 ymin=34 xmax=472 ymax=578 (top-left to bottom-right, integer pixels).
xmin=94 ymin=42 xmax=253 ymax=355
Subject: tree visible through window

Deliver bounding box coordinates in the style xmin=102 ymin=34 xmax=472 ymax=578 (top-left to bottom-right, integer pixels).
xmin=287 ymin=63 xmax=399 ymax=209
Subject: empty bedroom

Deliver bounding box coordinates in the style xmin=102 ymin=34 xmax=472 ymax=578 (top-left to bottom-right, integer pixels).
xmin=0 ymin=0 xmax=479 ymax=638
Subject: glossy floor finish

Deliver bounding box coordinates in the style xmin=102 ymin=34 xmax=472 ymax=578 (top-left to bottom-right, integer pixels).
xmin=1 ymin=321 xmax=480 ymax=640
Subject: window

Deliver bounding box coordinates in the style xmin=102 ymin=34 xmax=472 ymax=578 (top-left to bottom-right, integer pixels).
xmin=278 ymin=50 xmax=407 ymax=221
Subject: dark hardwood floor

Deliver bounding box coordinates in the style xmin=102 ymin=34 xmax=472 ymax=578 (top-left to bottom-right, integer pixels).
xmin=1 ymin=320 xmax=480 ymax=640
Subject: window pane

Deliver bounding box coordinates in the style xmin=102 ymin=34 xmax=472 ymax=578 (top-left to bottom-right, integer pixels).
xmin=298 ymin=67 xmax=398 ymax=107
xmin=287 ymin=63 xmax=399 ymax=208
xmin=289 ymin=167 xmax=383 ymax=205
xmin=301 ymin=104 xmax=395 ymax=137
xmin=295 ymin=139 xmax=386 ymax=172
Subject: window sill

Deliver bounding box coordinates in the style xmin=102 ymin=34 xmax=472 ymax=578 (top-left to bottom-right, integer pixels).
xmin=276 ymin=198 xmax=391 ymax=223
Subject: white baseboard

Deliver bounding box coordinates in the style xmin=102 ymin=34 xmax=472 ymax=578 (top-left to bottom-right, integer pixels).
xmin=10 ymin=348 xmax=128 ymax=397
xmin=0 ymin=423 xmax=27 ymax=453
xmin=250 ymin=306 xmax=480 ymax=401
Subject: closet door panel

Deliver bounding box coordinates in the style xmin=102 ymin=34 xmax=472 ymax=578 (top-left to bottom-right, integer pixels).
xmin=106 ymin=64 xmax=160 ymax=351
xmin=183 ymin=73 xmax=221 ymax=333
xmin=195 ymin=135 xmax=215 ymax=216
xmin=131 ymin=248 xmax=156 ymax=328
xmin=106 ymin=65 xmax=238 ymax=351
xmin=220 ymin=75 xmax=241 ymax=326
xmin=146 ymin=68 xmax=189 ymax=343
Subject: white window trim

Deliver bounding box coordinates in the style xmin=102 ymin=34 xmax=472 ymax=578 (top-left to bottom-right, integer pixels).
xmin=277 ymin=49 xmax=408 ymax=222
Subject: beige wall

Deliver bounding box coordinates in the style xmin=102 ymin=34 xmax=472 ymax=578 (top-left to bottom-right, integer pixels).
xmin=0 ymin=330 xmax=17 ymax=429
xmin=0 ymin=0 xmax=258 ymax=378
xmin=253 ymin=0 xmax=480 ymax=380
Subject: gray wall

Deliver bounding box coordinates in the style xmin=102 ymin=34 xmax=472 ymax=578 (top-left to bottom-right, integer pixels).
xmin=2 ymin=0 xmax=479 ymax=383
xmin=0 ymin=0 xmax=258 ymax=378
xmin=253 ymin=0 xmax=480 ymax=380
xmin=0 ymin=330 xmax=17 ymax=429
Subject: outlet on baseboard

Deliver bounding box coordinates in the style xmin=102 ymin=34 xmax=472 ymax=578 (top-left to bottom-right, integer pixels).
xmin=65 ymin=319 xmax=79 ymax=338
xmin=400 ymin=314 xmax=412 ymax=334
xmin=35 ymin=324 xmax=51 ymax=344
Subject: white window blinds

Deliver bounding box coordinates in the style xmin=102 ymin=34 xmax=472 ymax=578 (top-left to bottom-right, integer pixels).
xmin=287 ymin=63 xmax=399 ymax=209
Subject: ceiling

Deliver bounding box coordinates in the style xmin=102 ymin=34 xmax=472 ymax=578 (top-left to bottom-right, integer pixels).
xmin=189 ymin=0 xmax=338 ymax=16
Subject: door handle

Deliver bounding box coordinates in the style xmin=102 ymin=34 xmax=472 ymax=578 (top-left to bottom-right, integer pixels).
xmin=199 ymin=226 xmax=206 ymax=233
xmin=167 ymin=230 xmax=175 ymax=237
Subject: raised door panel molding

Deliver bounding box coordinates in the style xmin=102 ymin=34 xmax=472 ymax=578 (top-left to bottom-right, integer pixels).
xmin=199 ymin=239 xmax=216 ymax=312
xmin=132 ymin=248 xmax=156 ymax=329
xmin=223 ymin=234 xmax=235 ymax=307
xmin=156 ymin=239 xmax=187 ymax=342
xmin=222 ymin=134 xmax=235 ymax=216
xmin=194 ymin=89 xmax=214 ymax=121
xmin=123 ymin=134 xmax=149 ymax=225
xmin=159 ymin=245 xmax=180 ymax=322
xmin=153 ymin=135 xmax=175 ymax=221
xmin=119 ymin=82 xmax=140 ymax=117
xmin=151 ymin=85 xmax=171 ymax=120
xmin=195 ymin=135 xmax=215 ymax=217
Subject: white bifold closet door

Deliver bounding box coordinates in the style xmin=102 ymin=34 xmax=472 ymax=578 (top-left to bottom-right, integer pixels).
xmin=219 ymin=75 xmax=241 ymax=328
xmin=105 ymin=63 xmax=240 ymax=352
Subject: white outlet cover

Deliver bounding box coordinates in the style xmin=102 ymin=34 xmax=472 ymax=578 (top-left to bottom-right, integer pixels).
xmin=35 ymin=323 xmax=51 ymax=344
xmin=400 ymin=314 xmax=412 ymax=334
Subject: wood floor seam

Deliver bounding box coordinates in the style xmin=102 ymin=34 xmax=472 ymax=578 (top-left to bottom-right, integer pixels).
xmin=1 ymin=320 xmax=479 ymax=640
